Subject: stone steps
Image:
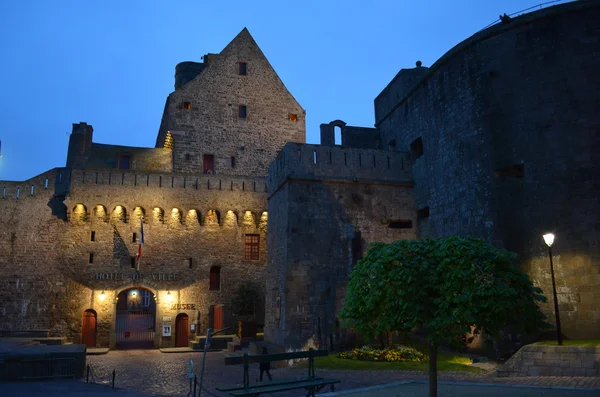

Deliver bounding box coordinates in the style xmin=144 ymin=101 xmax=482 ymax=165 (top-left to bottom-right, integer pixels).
xmin=189 ymin=335 xmax=235 ymax=350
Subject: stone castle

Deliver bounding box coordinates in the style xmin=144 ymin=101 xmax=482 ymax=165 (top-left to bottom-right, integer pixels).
xmin=0 ymin=0 xmax=598 ymax=350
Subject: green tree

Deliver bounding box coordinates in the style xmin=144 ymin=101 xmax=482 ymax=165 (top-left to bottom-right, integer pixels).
xmin=230 ymin=282 xmax=261 ymax=317
xmin=339 ymin=236 xmax=549 ymax=397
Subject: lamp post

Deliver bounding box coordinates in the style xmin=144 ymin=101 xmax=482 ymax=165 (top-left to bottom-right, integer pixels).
xmin=543 ymin=233 xmax=562 ymax=345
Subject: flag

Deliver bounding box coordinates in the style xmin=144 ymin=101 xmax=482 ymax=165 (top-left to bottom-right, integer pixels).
xmin=136 ymin=217 xmax=144 ymax=270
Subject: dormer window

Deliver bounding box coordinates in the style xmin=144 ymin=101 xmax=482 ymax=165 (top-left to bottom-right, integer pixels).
xmin=239 ymin=62 xmax=247 ymax=75
xmin=118 ymin=154 xmax=131 ymax=170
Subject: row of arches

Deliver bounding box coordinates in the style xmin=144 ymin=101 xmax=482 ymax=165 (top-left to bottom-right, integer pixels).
xmin=71 ymin=204 xmax=267 ymax=227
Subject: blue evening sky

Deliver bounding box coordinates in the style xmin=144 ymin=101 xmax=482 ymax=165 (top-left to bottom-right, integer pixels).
xmin=0 ymin=0 xmax=569 ymax=181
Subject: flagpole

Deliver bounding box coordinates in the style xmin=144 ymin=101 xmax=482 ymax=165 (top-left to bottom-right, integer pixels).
xmin=137 ymin=216 xmax=144 ymax=272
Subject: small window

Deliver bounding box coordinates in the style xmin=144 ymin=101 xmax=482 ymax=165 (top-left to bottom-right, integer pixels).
xmin=289 ymin=113 xmax=298 ymax=122
xmin=417 ymin=206 xmax=430 ymax=219
xmin=142 ymin=290 xmax=150 ymax=307
xmin=132 ymin=232 xmax=137 ymax=243
xmin=91 ymin=231 xmax=96 ymax=242
xmin=185 ymin=153 xmax=191 ymax=161
xmin=239 ymin=105 xmax=247 ymax=119
xmin=210 ymin=266 xmax=221 ymax=290
xmin=239 ymin=62 xmax=247 ymax=75
xmin=352 ymin=231 xmax=363 ymax=266
xmin=188 ymin=258 xmax=193 ymax=269
xmin=388 ymin=220 xmax=413 ymax=229
xmin=118 ymin=154 xmax=131 ymax=170
xmin=410 ymin=137 xmax=424 ymax=160
xmin=183 ymin=102 xmax=191 ymax=110
xmin=245 ymin=234 xmax=260 ymax=260
xmin=131 ymin=257 xmax=136 ymax=268
xmin=203 ymin=154 xmax=215 ymax=174
xmin=231 ymin=156 xmax=236 ymax=168
xmin=495 ymin=164 xmax=524 ymax=179
xmin=388 ymin=139 xmax=396 ymax=148
xmin=89 ymin=253 xmax=94 ymax=264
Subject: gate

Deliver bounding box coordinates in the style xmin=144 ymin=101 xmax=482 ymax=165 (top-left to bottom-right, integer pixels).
xmin=116 ymin=311 xmax=155 ymax=348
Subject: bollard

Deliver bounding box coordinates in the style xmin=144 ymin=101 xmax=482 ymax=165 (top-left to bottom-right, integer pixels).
xmin=112 ymin=369 xmax=116 ymax=390
xmin=86 ymin=365 xmax=90 ymax=383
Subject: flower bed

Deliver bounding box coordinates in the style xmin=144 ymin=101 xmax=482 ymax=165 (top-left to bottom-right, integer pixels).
xmin=337 ymin=345 xmax=428 ymax=363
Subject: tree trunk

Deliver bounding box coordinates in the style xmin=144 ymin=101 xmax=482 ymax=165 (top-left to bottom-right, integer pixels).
xmin=388 ymin=331 xmax=393 ymax=347
xmin=429 ymin=342 xmax=438 ymax=397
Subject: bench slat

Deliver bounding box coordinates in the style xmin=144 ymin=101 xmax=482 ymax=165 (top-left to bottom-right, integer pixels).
xmin=229 ymin=379 xmax=341 ymax=396
xmin=224 ymin=349 xmax=329 ymax=365
xmin=216 ymin=376 xmax=323 ymax=392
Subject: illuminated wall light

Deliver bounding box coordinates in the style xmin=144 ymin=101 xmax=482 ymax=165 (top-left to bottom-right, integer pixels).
xmin=99 ymin=290 xmax=106 ymax=301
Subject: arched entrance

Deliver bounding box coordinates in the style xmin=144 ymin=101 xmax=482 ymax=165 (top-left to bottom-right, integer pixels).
xmin=175 ymin=313 xmax=189 ymax=347
xmin=116 ymin=287 xmax=156 ymax=349
xmin=82 ymin=309 xmax=97 ymax=347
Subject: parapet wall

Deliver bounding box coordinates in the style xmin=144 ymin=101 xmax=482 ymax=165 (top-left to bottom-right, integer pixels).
xmin=498 ymin=344 xmax=600 ymax=377
xmin=268 ymin=143 xmax=412 ymax=194
xmin=69 ymin=168 xmax=267 ymax=193
xmin=0 ymin=168 xmax=70 ymax=200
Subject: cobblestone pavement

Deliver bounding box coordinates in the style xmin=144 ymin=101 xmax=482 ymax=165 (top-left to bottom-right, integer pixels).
xmin=85 ymin=350 xmax=600 ymax=397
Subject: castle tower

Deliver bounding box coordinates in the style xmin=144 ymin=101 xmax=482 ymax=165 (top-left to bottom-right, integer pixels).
xmin=66 ymin=122 xmax=93 ymax=168
xmin=155 ymin=28 xmax=306 ymax=177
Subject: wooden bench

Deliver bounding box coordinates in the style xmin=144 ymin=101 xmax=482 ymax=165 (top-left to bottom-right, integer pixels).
xmin=216 ymin=348 xmax=340 ymax=397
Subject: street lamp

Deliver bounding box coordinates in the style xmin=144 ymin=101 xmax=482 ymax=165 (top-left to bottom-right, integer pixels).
xmin=543 ymin=233 xmax=562 ymax=345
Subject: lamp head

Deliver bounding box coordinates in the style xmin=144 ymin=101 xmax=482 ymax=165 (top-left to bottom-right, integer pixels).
xmin=543 ymin=233 xmax=555 ymax=247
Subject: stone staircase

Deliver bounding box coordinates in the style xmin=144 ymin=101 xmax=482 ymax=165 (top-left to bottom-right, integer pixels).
xmin=189 ymin=334 xmax=235 ymax=351
xmin=227 ymin=335 xmax=264 ymax=352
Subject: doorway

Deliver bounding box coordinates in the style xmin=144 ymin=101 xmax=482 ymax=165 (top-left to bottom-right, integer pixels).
xmin=82 ymin=309 xmax=97 ymax=347
xmin=115 ymin=288 xmax=156 ymax=349
xmin=175 ymin=313 xmax=189 ymax=347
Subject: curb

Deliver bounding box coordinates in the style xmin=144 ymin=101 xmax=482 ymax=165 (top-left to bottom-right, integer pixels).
xmin=318 ymin=380 xmax=600 ymax=396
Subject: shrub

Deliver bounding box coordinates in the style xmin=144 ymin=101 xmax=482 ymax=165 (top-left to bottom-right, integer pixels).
xmin=337 ymin=344 xmax=428 ymax=363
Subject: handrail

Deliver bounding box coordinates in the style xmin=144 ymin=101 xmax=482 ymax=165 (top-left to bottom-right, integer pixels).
xmin=479 ymin=0 xmax=572 ymax=32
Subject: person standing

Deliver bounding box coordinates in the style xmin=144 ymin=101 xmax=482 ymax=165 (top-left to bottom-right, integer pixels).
xmin=259 ymin=346 xmax=272 ymax=382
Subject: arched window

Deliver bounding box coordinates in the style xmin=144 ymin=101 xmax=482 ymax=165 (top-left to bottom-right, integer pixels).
xmin=209 ymin=266 xmax=221 ymax=291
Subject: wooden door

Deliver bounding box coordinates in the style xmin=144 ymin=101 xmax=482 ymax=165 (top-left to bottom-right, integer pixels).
xmin=82 ymin=310 xmax=97 ymax=347
xmin=175 ymin=314 xmax=189 ymax=347
xmin=214 ymin=305 xmax=223 ymax=330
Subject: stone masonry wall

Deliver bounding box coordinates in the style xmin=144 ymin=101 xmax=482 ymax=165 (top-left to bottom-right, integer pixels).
xmin=498 ymin=344 xmax=600 ymax=377
xmin=375 ymin=0 xmax=600 ymax=339
xmin=85 ymin=143 xmax=173 ymax=173
xmin=265 ymin=144 xmax=415 ymax=349
xmin=157 ymin=28 xmax=306 ymax=177
xmin=0 ymin=167 xmax=269 ymax=348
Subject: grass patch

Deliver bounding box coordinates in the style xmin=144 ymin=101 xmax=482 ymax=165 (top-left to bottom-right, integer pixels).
xmin=534 ymin=340 xmax=600 ymax=347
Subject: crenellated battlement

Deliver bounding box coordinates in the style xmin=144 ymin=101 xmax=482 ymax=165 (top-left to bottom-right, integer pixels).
xmin=0 ymin=168 xmax=70 ymax=200
xmin=268 ymin=142 xmax=413 ymax=194
xmin=69 ymin=168 xmax=268 ymax=193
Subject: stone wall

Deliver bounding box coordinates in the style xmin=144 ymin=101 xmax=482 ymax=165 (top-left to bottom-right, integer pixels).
xmin=265 ymin=144 xmax=415 ymax=349
xmin=156 ymin=28 xmax=306 ymax=177
xmin=85 ymin=143 xmax=173 ymax=173
xmin=375 ymin=0 xmax=600 ymax=339
xmin=498 ymin=344 xmax=600 ymax=377
xmin=0 ymin=166 xmax=269 ymax=348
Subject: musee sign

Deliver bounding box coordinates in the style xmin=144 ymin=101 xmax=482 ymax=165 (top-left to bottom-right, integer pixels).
xmin=94 ymin=271 xmax=178 ymax=281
